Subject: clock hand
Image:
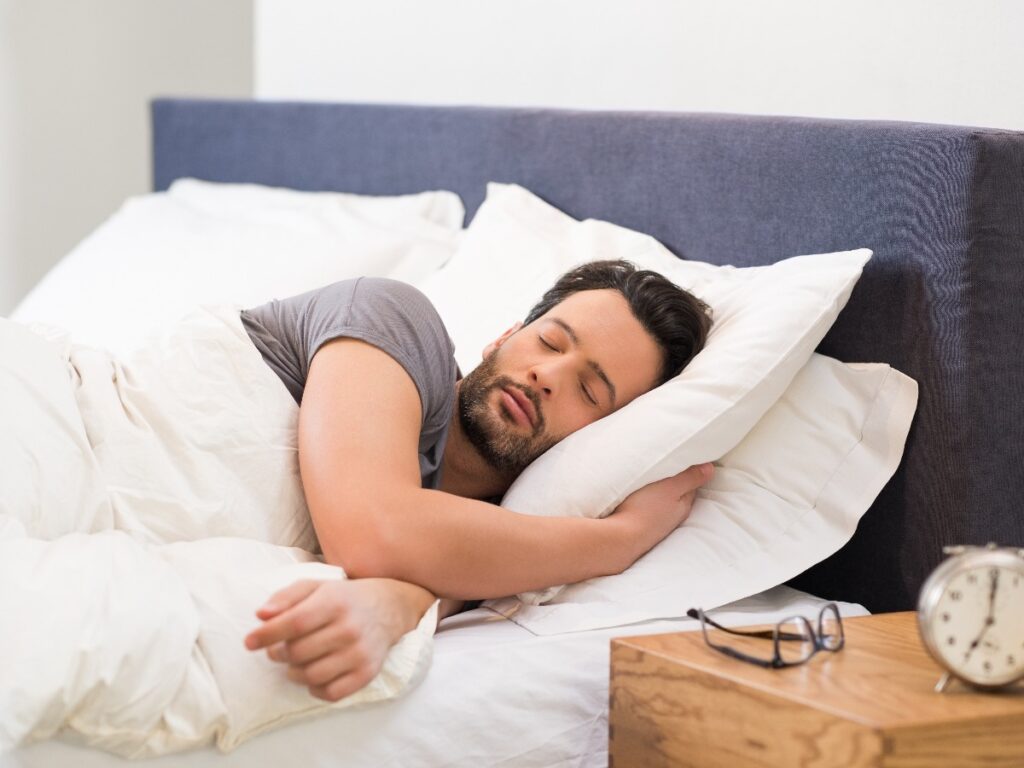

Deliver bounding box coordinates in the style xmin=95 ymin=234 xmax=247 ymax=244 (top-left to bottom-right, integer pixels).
xmin=988 ymin=568 xmax=999 ymax=619
xmin=963 ymin=628 xmax=988 ymax=664
xmin=964 ymin=570 xmax=1000 ymax=665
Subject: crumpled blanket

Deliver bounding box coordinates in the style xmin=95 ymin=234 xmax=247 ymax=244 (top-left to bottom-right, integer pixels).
xmin=0 ymin=306 xmax=437 ymax=757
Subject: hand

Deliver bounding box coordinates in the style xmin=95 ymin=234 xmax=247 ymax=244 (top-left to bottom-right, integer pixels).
xmin=243 ymin=578 xmax=415 ymax=702
xmin=606 ymin=463 xmax=714 ymax=568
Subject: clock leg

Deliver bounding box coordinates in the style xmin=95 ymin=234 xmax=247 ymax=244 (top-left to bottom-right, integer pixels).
xmin=934 ymin=671 xmax=953 ymax=693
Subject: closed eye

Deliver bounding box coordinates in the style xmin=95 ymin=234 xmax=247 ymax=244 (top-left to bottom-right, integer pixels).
xmin=543 ymin=335 xmax=598 ymax=406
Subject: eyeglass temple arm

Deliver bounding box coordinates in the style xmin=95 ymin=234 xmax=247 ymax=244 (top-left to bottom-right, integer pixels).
xmin=691 ymin=611 xmax=807 ymax=642
xmin=695 ymin=613 xmax=777 ymax=640
xmin=705 ymin=639 xmax=778 ymax=669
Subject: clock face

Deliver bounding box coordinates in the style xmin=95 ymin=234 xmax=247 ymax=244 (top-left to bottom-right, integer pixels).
xmin=927 ymin=560 xmax=1024 ymax=687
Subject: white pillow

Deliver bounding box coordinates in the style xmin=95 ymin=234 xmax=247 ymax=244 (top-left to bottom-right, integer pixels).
xmin=10 ymin=179 xmax=465 ymax=356
xmin=416 ymin=182 xmax=873 ymax=607
xmin=485 ymin=353 xmax=917 ymax=634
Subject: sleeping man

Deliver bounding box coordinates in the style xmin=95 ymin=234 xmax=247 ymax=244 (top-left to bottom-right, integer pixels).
xmin=241 ymin=259 xmax=713 ymax=703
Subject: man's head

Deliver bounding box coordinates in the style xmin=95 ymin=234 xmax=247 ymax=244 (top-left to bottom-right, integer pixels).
xmin=458 ymin=260 xmax=712 ymax=481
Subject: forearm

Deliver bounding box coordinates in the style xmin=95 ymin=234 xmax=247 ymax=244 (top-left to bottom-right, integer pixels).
xmin=330 ymin=489 xmax=626 ymax=601
xmin=437 ymin=597 xmax=468 ymax=622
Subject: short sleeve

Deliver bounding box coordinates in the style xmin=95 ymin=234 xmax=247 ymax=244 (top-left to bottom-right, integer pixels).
xmin=305 ymin=278 xmax=459 ymax=434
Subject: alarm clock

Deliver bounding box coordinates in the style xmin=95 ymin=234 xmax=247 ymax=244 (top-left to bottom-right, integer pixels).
xmin=917 ymin=543 xmax=1024 ymax=692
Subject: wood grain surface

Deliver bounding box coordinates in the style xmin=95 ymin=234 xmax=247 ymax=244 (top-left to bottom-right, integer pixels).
xmin=609 ymin=612 xmax=1024 ymax=767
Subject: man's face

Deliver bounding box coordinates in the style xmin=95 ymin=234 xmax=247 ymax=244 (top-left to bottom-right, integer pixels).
xmin=458 ymin=288 xmax=663 ymax=479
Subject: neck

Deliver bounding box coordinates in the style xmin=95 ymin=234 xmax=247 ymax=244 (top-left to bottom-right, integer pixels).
xmin=439 ymin=381 xmax=513 ymax=500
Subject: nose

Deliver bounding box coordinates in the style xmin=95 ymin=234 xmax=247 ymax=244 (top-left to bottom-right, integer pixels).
xmin=526 ymin=359 xmax=565 ymax=399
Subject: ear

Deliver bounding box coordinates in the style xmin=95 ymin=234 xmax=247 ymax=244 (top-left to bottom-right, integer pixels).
xmin=482 ymin=321 xmax=524 ymax=359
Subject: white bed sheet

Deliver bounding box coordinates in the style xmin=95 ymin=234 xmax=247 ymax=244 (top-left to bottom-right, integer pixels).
xmin=5 ymin=585 xmax=867 ymax=768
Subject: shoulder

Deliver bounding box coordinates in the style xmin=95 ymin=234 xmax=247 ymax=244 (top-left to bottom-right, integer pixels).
xmin=309 ymin=277 xmax=458 ymax=430
xmin=349 ymin=277 xmax=444 ymax=324
xmin=318 ymin=277 xmax=454 ymax=360
xmin=351 ymin=276 xmax=431 ymax=302
xmin=248 ymin=276 xmax=435 ymax=320
xmin=299 ymin=277 xmax=445 ymax=332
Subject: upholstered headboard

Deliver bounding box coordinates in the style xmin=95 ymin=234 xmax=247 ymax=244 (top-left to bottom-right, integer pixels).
xmin=151 ymin=98 xmax=1024 ymax=613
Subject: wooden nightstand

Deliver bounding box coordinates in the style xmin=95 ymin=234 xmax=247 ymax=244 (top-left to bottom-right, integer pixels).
xmin=610 ymin=611 xmax=1024 ymax=767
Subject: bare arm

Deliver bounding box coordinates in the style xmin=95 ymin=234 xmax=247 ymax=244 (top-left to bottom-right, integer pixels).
xmin=299 ymin=339 xmax=705 ymax=601
xmin=437 ymin=597 xmax=468 ymax=621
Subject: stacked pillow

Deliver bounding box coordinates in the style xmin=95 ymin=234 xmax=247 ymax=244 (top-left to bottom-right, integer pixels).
xmin=418 ymin=183 xmax=916 ymax=633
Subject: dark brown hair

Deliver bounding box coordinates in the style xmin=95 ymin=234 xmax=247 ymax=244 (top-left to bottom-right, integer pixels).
xmin=524 ymin=260 xmax=712 ymax=386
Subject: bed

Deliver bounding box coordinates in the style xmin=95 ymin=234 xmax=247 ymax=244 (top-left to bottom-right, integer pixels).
xmin=5 ymin=99 xmax=1023 ymax=766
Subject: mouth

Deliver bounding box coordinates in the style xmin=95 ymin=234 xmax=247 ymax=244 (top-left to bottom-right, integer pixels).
xmin=500 ymin=385 xmax=537 ymax=429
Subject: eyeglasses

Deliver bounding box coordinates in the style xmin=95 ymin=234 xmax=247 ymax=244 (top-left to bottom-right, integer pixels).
xmin=686 ymin=604 xmax=845 ymax=669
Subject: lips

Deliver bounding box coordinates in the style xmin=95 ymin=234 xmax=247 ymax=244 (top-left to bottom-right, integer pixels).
xmin=501 ymin=386 xmax=537 ymax=429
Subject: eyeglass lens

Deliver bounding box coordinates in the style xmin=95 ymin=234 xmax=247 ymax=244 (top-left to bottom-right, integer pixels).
xmin=776 ymin=617 xmax=815 ymax=664
xmin=819 ymin=604 xmax=843 ymax=651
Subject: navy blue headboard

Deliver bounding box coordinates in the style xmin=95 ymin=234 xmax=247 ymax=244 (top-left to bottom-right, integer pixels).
xmin=152 ymin=98 xmax=1024 ymax=613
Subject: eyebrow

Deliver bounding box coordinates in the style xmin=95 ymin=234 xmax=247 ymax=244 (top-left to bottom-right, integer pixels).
xmin=548 ymin=317 xmax=618 ymax=406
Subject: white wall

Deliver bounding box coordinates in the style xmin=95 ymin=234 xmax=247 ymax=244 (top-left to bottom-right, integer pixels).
xmin=0 ymin=1 xmax=253 ymax=315
xmin=5 ymin=1 xmax=1020 ymax=313
xmin=255 ymin=0 xmax=1024 ymax=130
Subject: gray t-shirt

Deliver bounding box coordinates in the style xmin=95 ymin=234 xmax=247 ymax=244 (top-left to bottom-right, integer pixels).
xmin=239 ymin=277 xmax=460 ymax=489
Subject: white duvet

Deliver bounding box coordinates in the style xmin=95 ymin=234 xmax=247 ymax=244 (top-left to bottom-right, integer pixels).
xmin=0 ymin=307 xmax=438 ymax=757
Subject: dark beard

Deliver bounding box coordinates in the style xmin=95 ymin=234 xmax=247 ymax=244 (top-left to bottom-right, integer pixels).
xmin=458 ymin=352 xmax=557 ymax=480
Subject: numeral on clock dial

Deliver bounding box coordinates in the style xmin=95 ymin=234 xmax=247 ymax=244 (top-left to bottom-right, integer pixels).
xmin=921 ymin=551 xmax=1024 ymax=689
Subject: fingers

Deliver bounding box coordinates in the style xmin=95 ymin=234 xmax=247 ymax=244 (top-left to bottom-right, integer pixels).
xmin=669 ymin=464 xmax=713 ymax=504
xmin=285 ymin=641 xmax=373 ymax=688
xmin=245 ymin=585 xmax=334 ymax=651
xmin=255 ymin=579 xmax=320 ymax=620
xmin=677 ymin=489 xmax=698 ymax=522
xmin=273 ymin=621 xmax=359 ymax=666
xmin=246 ymin=579 xmax=391 ymax=704
xmin=267 ymin=642 xmax=288 ymax=662
xmin=287 ymin=655 xmax=343 ymax=687
xmin=309 ymin=666 xmax=377 ymax=703
xmin=279 ymin=637 xmax=382 ymax=703
xmin=678 ymin=462 xmax=714 ymax=490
